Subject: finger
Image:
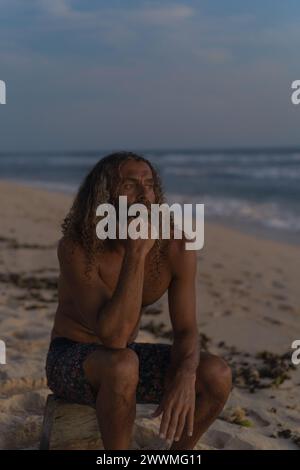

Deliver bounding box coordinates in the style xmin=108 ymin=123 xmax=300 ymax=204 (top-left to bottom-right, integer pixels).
xmin=186 ymin=406 xmax=195 ymax=437
xmin=166 ymin=407 xmax=181 ymax=442
xmin=174 ymin=408 xmax=188 ymax=442
xmin=159 ymin=406 xmax=172 ymax=439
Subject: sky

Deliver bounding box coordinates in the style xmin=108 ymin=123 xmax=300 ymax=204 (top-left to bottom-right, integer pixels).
xmin=0 ymin=0 xmax=300 ymax=151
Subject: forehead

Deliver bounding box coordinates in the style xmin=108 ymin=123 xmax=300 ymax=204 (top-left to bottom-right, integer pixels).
xmin=119 ymin=160 xmax=153 ymax=179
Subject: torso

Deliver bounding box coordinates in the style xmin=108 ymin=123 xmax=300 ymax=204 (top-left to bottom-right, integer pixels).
xmin=51 ymin=242 xmax=174 ymax=344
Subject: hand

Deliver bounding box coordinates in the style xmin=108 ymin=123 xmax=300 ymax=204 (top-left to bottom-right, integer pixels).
xmin=124 ymin=215 xmax=157 ymax=256
xmin=151 ymin=369 xmax=196 ymax=444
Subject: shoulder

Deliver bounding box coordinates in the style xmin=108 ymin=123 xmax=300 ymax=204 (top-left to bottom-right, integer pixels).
xmin=57 ymin=237 xmax=84 ymax=263
xmin=57 ymin=237 xmax=98 ymax=279
xmin=167 ymin=231 xmax=197 ymax=278
xmin=168 ymin=229 xmax=197 ymax=257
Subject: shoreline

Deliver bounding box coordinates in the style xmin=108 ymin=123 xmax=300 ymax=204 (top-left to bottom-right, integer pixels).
xmin=1 ymin=177 xmax=299 ymax=248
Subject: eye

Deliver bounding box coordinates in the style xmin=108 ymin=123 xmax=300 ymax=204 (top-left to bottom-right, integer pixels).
xmin=124 ymin=183 xmax=134 ymax=189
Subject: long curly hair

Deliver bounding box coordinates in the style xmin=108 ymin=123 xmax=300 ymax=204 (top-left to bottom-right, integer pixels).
xmin=61 ymin=151 xmax=170 ymax=276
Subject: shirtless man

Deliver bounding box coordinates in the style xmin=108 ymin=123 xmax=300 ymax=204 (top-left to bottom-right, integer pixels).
xmin=46 ymin=151 xmax=232 ymax=450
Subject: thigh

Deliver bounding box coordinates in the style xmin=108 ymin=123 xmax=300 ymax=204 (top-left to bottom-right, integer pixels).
xmin=46 ymin=337 xmax=105 ymax=407
xmin=128 ymin=342 xmax=172 ymax=404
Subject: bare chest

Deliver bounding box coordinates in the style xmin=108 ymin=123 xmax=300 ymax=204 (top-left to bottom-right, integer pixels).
xmin=97 ymin=251 xmax=172 ymax=306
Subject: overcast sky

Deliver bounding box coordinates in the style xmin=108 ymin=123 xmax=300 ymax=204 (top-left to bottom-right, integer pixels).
xmin=0 ymin=0 xmax=300 ymax=151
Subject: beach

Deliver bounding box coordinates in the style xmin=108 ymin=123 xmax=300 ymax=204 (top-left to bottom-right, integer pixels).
xmin=0 ymin=179 xmax=299 ymax=450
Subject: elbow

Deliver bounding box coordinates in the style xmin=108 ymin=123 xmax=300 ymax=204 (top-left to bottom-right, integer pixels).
xmin=95 ymin=312 xmax=132 ymax=349
xmin=101 ymin=335 xmax=129 ymax=349
xmin=97 ymin=326 xmax=130 ymax=350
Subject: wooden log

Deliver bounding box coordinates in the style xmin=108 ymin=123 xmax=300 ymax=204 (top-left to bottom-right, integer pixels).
xmin=39 ymin=394 xmax=166 ymax=450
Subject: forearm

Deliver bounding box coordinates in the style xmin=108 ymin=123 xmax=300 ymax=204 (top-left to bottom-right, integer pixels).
xmin=96 ymin=249 xmax=145 ymax=347
xmin=169 ymin=331 xmax=200 ymax=376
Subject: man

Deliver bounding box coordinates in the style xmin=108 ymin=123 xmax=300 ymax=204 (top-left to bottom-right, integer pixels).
xmin=46 ymin=151 xmax=232 ymax=450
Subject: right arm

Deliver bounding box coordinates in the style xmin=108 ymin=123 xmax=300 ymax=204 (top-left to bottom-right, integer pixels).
xmin=95 ymin=248 xmax=146 ymax=348
xmin=57 ymin=238 xmax=149 ymax=349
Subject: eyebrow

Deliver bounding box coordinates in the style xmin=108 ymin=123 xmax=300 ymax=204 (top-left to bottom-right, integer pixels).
xmin=123 ymin=177 xmax=154 ymax=183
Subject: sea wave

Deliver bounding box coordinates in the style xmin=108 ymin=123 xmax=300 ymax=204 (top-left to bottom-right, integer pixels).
xmin=166 ymin=193 xmax=300 ymax=232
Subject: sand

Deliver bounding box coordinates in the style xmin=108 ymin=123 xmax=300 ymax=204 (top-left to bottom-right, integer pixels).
xmin=0 ymin=179 xmax=299 ymax=450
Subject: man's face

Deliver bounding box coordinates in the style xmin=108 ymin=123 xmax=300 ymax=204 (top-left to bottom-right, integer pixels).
xmin=117 ymin=160 xmax=156 ymax=207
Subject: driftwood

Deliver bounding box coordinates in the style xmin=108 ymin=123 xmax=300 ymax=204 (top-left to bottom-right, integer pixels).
xmin=39 ymin=394 xmax=166 ymax=450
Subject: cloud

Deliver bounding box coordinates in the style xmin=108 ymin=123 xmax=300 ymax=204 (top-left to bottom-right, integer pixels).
xmin=1 ymin=1 xmax=299 ymax=150
xmin=195 ymin=47 xmax=233 ymax=64
xmin=35 ymin=1 xmax=194 ymax=25
xmin=133 ymin=4 xmax=194 ymax=25
xmin=38 ymin=0 xmax=74 ymax=18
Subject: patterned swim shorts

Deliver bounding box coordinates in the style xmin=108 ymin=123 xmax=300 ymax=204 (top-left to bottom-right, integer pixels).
xmin=45 ymin=337 xmax=172 ymax=407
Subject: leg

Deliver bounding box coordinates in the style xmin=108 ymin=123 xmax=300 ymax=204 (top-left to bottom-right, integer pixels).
xmin=170 ymin=352 xmax=232 ymax=450
xmin=83 ymin=346 xmax=139 ymax=450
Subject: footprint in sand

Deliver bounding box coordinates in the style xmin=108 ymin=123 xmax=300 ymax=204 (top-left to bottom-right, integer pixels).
xmin=212 ymin=262 xmax=224 ymax=269
xmin=232 ymin=279 xmax=244 ymax=286
xmin=241 ymin=305 xmax=250 ymax=312
xmin=247 ymin=410 xmax=270 ymax=427
xmin=278 ymin=304 xmax=294 ymax=312
xmin=223 ymin=309 xmax=232 ymax=316
xmin=263 ymin=316 xmax=282 ymax=326
xmin=242 ymin=270 xmax=252 ymax=277
xmin=272 ymin=294 xmax=287 ymax=301
xmin=272 ymin=280 xmax=286 ymax=289
xmin=210 ymin=290 xmax=222 ymax=298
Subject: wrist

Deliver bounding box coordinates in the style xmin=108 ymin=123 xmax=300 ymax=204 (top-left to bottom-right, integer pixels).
xmin=172 ymin=365 xmax=197 ymax=380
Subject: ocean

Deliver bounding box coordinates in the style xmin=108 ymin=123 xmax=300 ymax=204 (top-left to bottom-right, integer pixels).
xmin=0 ymin=148 xmax=299 ymax=244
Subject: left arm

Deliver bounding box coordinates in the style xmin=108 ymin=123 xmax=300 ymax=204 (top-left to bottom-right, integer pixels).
xmin=152 ymin=239 xmax=200 ymax=443
xmin=167 ymin=243 xmax=199 ymax=376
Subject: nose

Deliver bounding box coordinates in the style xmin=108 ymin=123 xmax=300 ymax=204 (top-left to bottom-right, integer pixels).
xmin=136 ymin=181 xmax=147 ymax=198
xmin=135 ymin=188 xmax=150 ymax=207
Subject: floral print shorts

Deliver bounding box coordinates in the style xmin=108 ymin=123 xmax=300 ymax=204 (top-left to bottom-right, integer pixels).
xmin=46 ymin=337 xmax=172 ymax=407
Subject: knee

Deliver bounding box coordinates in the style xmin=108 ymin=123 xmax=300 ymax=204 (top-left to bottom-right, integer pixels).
xmin=198 ymin=355 xmax=232 ymax=402
xmin=107 ymin=348 xmax=139 ymax=388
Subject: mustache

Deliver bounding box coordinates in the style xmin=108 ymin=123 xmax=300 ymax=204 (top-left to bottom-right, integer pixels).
xmin=113 ymin=197 xmax=152 ymax=220
xmin=132 ymin=197 xmax=151 ymax=208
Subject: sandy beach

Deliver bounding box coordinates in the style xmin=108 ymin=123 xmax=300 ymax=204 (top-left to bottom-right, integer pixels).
xmin=0 ymin=179 xmax=299 ymax=450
